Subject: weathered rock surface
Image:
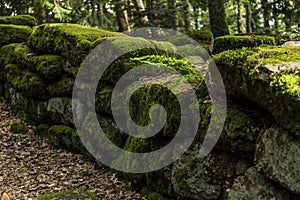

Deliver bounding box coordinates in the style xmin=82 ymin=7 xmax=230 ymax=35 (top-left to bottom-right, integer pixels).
xmin=255 ymin=127 xmax=300 ymax=194
xmin=229 ymin=167 xmax=295 ymax=199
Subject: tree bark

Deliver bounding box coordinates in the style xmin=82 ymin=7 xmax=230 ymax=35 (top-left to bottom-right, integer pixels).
xmin=261 ymin=0 xmax=271 ymax=33
xmin=183 ymin=0 xmax=192 ymax=32
xmin=133 ymin=0 xmax=148 ymax=26
xmin=168 ymin=0 xmax=177 ymax=30
xmin=237 ymin=0 xmax=243 ymax=34
xmin=245 ymin=1 xmax=252 ymax=34
xmin=115 ymin=0 xmax=131 ymax=32
xmin=208 ymin=0 xmax=230 ymax=37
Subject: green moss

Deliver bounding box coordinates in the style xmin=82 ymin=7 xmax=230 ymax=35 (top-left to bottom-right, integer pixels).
xmin=36 ymin=189 xmax=99 ymax=200
xmin=131 ymin=55 xmax=203 ymax=84
xmin=47 ymin=78 xmax=74 ymax=97
xmin=9 ymin=70 xmax=49 ymax=99
xmin=214 ymin=46 xmax=300 ymax=137
xmin=32 ymin=55 xmax=63 ymax=80
xmin=187 ymin=30 xmax=214 ymax=44
xmin=140 ymin=187 xmax=167 ymax=200
xmin=10 ymin=122 xmax=28 ymax=134
xmin=0 ymin=43 xmax=33 ymax=68
xmin=48 ymin=125 xmax=78 ymax=137
xmin=28 ymin=23 xmax=117 ymax=69
xmin=0 ymin=15 xmax=37 ymax=27
xmin=213 ymin=35 xmax=276 ymax=54
xmin=95 ymin=86 xmax=113 ymax=114
xmin=0 ymin=25 xmax=32 ymax=47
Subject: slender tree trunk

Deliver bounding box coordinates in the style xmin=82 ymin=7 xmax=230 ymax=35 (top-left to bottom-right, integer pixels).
xmin=97 ymin=1 xmax=104 ymax=26
xmin=237 ymin=0 xmax=243 ymax=34
xmin=272 ymin=1 xmax=279 ymax=33
xmin=133 ymin=0 xmax=148 ymax=26
xmin=168 ymin=0 xmax=177 ymax=30
xmin=115 ymin=0 xmax=131 ymax=32
xmin=261 ymin=0 xmax=271 ymax=33
xmin=193 ymin=6 xmax=199 ymax=30
xmin=245 ymin=1 xmax=252 ymax=34
xmin=208 ymin=0 xmax=230 ymax=37
xmin=183 ymin=0 xmax=192 ymax=32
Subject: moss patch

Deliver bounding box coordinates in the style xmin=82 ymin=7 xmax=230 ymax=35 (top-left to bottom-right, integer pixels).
xmin=10 ymin=122 xmax=28 ymax=134
xmin=213 ymin=35 xmax=275 ymax=54
xmin=28 ymin=23 xmax=117 ymax=69
xmin=0 ymin=15 xmax=37 ymax=27
xmin=0 ymin=25 xmax=32 ymax=47
xmin=36 ymin=189 xmax=99 ymax=200
xmin=32 ymin=55 xmax=63 ymax=81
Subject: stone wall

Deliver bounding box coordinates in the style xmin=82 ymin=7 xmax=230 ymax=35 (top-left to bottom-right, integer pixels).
xmin=0 ymin=15 xmax=299 ymax=199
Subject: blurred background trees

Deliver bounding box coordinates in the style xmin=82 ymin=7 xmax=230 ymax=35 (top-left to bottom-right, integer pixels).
xmin=0 ymin=0 xmax=299 ymax=37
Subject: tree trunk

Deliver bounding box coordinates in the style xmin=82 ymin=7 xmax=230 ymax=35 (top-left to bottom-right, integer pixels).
xmin=183 ymin=0 xmax=192 ymax=32
xmin=208 ymin=0 xmax=230 ymax=37
xmin=245 ymin=1 xmax=252 ymax=34
xmin=168 ymin=0 xmax=177 ymax=30
xmin=133 ymin=0 xmax=148 ymax=26
xmin=237 ymin=0 xmax=243 ymax=34
xmin=193 ymin=6 xmax=199 ymax=30
xmin=261 ymin=0 xmax=270 ymax=33
xmin=115 ymin=0 xmax=131 ymax=32
xmin=272 ymin=1 xmax=279 ymax=33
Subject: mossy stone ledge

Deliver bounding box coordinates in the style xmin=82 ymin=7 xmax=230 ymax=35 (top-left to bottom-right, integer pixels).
xmin=214 ymin=46 xmax=300 ymax=136
xmin=0 ymin=15 xmax=37 ymax=27
xmin=28 ymin=23 xmax=118 ymax=73
xmin=0 ymin=24 xmax=32 ymax=47
xmin=213 ymin=35 xmax=276 ymax=54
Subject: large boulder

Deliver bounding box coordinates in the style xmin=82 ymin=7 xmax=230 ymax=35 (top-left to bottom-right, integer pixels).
xmin=214 ymin=46 xmax=300 ymax=137
xmin=255 ymin=127 xmax=300 ymax=194
xmin=229 ymin=167 xmax=296 ymax=199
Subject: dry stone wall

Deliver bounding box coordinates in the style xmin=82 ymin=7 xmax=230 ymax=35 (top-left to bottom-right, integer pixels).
xmin=0 ymin=15 xmax=299 ymax=199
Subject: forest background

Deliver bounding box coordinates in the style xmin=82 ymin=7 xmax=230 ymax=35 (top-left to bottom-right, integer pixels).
xmin=0 ymin=0 xmax=299 ymax=38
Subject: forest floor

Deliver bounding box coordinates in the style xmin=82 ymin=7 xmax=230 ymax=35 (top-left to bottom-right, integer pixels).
xmin=0 ymin=98 xmax=145 ymax=199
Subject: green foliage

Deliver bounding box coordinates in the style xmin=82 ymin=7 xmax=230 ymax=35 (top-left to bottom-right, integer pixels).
xmin=213 ymin=35 xmax=276 ymax=54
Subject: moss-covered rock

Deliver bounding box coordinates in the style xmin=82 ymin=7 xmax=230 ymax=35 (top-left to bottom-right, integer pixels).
xmin=0 ymin=25 xmax=32 ymax=47
xmin=255 ymin=127 xmax=300 ymax=194
xmin=140 ymin=187 xmax=167 ymax=200
xmin=171 ymin=148 xmax=235 ymax=200
xmin=8 ymin=69 xmax=49 ymax=99
xmin=35 ymin=189 xmax=99 ymax=200
xmin=6 ymin=86 xmax=49 ymax=123
xmin=0 ymin=43 xmax=33 ymax=68
xmin=217 ymin=106 xmax=268 ymax=153
xmin=187 ymin=30 xmax=214 ymax=44
xmin=47 ymin=125 xmax=88 ymax=155
xmin=213 ymin=35 xmax=275 ymax=54
xmin=214 ymin=46 xmax=300 ymax=137
xmin=46 ymin=98 xmax=73 ymax=125
xmin=32 ymin=55 xmax=64 ymax=81
xmin=28 ymin=24 xmax=117 ymax=71
xmin=47 ymin=78 xmax=74 ymax=97
xmin=229 ymin=167 xmax=296 ymax=199
xmin=10 ymin=122 xmax=28 ymax=133
xmin=0 ymin=15 xmax=37 ymax=27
